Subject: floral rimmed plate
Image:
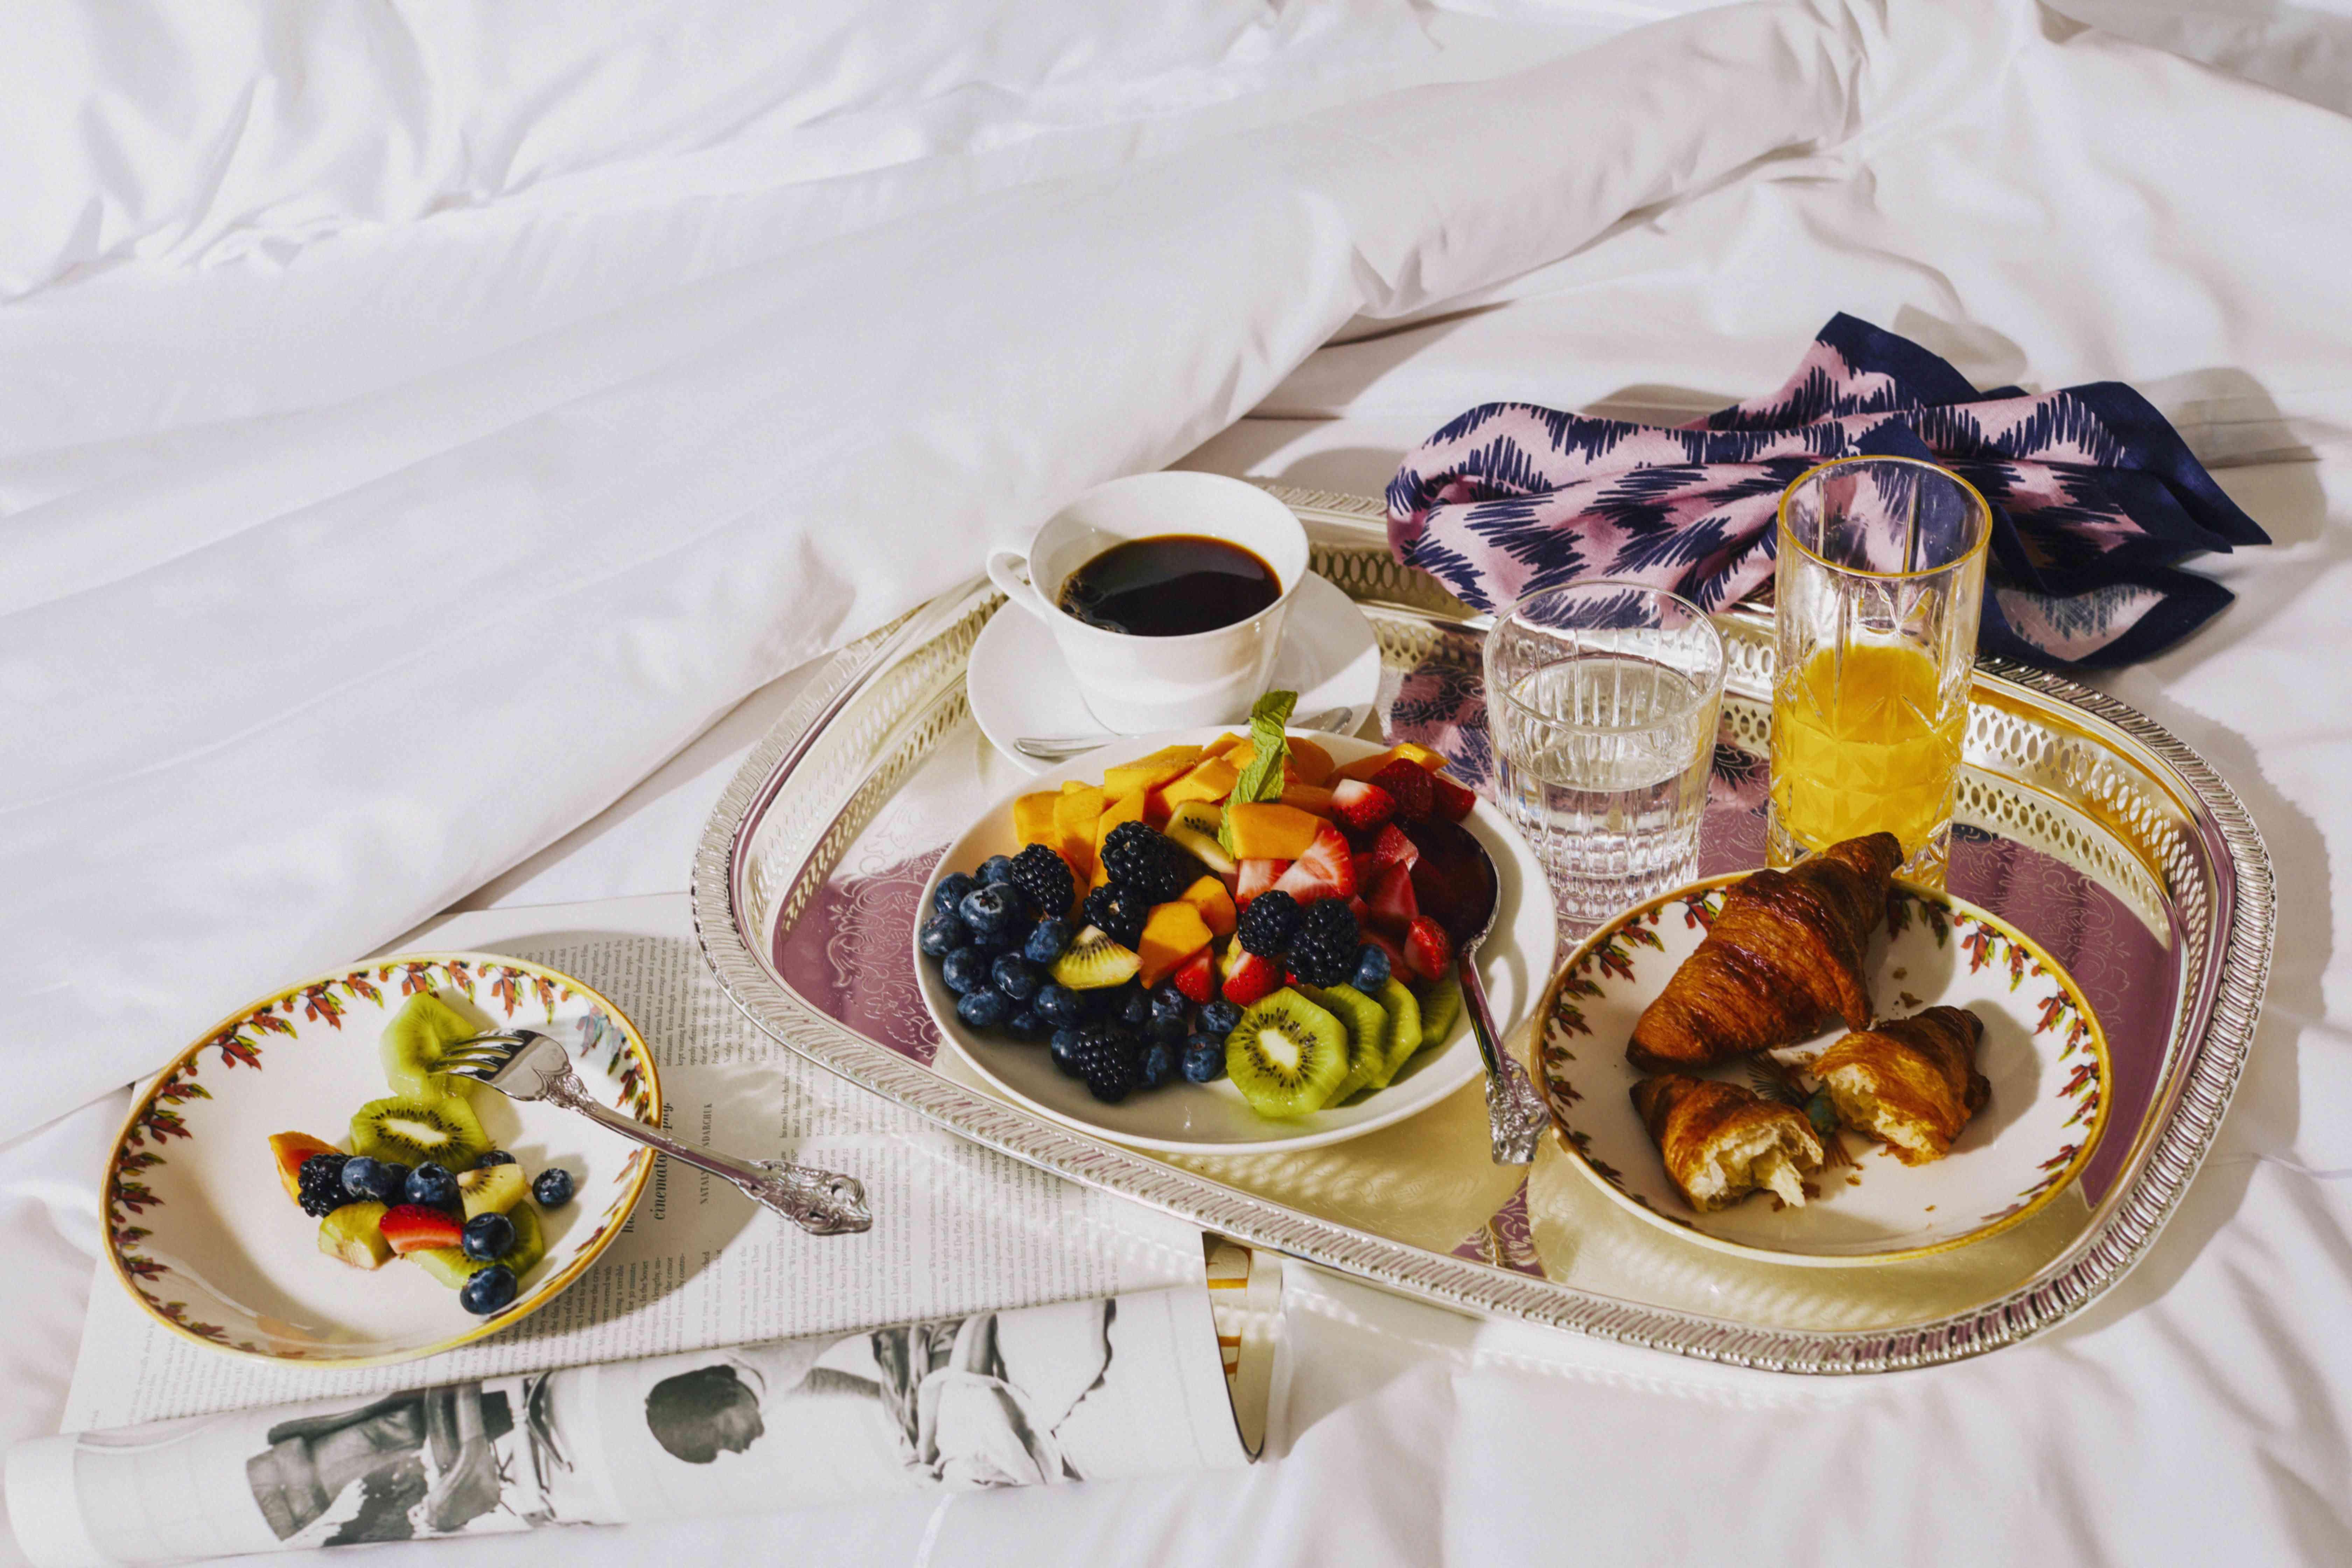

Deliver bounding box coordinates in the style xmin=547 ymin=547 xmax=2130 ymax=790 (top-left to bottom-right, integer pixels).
xmin=104 ymin=952 xmax=661 ymax=1365
xmin=1533 ymin=880 xmax=2110 ymax=1266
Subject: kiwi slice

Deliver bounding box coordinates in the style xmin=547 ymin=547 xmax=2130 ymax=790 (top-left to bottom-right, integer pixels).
xmin=413 ymin=1202 xmax=546 ymax=1289
xmin=318 ymin=1202 xmax=392 ymax=1269
xmin=1416 ymin=973 xmax=1463 ymax=1047
xmin=1366 ymin=978 xmax=1424 ymax=1090
xmin=457 ymin=1162 xmax=528 ymax=1219
xmin=350 ymin=1092 xmax=488 ymax=1170
xmin=379 ymin=992 xmax=483 ymax=1101
xmin=1163 ymin=800 xmax=1237 ymax=876
xmin=1297 ymin=983 xmax=1390 ymax=1105
xmin=1049 ymin=926 xmax=1141 ymax=990
xmin=1225 ymin=989 xmax=1350 ymax=1119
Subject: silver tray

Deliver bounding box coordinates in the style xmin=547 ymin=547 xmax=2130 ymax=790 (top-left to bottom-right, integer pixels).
xmin=692 ymin=486 xmax=2273 ymax=1373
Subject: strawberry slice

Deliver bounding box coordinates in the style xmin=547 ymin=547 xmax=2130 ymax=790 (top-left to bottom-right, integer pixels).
xmin=1271 ymin=823 xmax=1358 ymax=905
xmin=1363 ymin=862 xmax=1419 ymax=938
xmin=1428 ymin=772 xmax=1478 ymax=822
xmin=1220 ymin=948 xmax=1284 ymax=1008
xmin=378 ymin=1204 xmax=463 ymax=1256
xmin=1234 ymin=859 xmax=1289 ymax=908
xmin=1367 ymin=761 xmax=1434 ymax=821
xmin=1402 ymin=916 xmax=1453 ymax=983
xmin=1329 ymin=778 xmax=1395 ymax=833
xmin=1172 ymin=947 xmax=1218 ymax=1005
xmin=1362 ymin=823 xmax=1419 ymax=877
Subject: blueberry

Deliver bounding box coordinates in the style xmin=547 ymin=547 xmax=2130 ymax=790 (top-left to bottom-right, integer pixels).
xmin=1182 ymin=1038 xmax=1228 ymax=1083
xmin=1007 ymin=1008 xmax=1047 ymax=1041
xmin=1050 ymin=1028 xmax=1087 ymax=1076
xmin=1150 ymin=985 xmax=1190 ymax=1023
xmin=459 ymin=1264 xmax=519 ymax=1316
xmin=1036 ymin=983 xmax=1084 ymax=1025
xmin=1198 ymin=1000 xmax=1242 ymax=1038
xmin=957 ymin=989 xmax=1011 ymax=1029
xmin=342 ymin=1157 xmax=407 ymax=1204
xmin=990 ymin=954 xmax=1042 ymax=1001
xmin=1115 ymin=986 xmax=1152 ymax=1029
xmin=462 ymin=1210 xmax=516 ymax=1262
xmin=958 ymin=884 xmax=1025 ymax=943
xmin=340 ymin=1156 xmax=383 ymax=1199
xmin=933 ymin=873 xmax=978 ymax=917
xmin=533 ymin=1167 xmax=575 ymax=1208
xmin=941 ymin=946 xmax=991 ymax=995
xmin=978 ymin=855 xmax=1018 ymax=887
xmin=474 ymin=1150 xmax=517 ymax=1169
xmin=1351 ymin=943 xmax=1393 ymax=993
xmin=1138 ymin=1043 xmax=1175 ymax=1091
xmin=1148 ymin=1011 xmax=1189 ymax=1044
xmin=1024 ymin=918 xmax=1071 ymax=966
xmin=919 ymin=913 xmax=967 ymax=958
xmin=404 ymin=1162 xmax=458 ymax=1208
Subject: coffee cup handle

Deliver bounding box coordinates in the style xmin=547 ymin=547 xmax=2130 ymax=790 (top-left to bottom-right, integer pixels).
xmin=986 ymin=547 xmax=1060 ymax=625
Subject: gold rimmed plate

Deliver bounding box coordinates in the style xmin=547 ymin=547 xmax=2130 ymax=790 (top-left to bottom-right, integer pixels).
xmin=1532 ymin=879 xmax=2110 ymax=1266
xmin=103 ymin=952 xmax=660 ymax=1365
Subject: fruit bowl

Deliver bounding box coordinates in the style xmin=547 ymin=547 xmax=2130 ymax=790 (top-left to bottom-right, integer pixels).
xmin=913 ymin=727 xmax=1555 ymax=1155
xmin=102 ymin=952 xmax=660 ymax=1365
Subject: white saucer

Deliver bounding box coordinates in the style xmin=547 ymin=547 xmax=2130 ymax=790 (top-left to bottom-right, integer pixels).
xmin=971 ymin=571 xmax=1382 ymax=773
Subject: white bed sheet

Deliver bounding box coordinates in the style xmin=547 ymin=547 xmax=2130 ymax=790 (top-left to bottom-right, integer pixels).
xmin=8 ymin=1 xmax=2352 ymax=1562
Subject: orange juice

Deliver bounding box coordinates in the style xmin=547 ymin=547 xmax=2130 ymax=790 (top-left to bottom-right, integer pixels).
xmin=1768 ymin=641 xmax=1963 ymax=859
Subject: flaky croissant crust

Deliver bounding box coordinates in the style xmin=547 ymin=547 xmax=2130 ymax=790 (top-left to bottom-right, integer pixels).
xmin=1812 ymin=1005 xmax=1989 ymax=1164
xmin=1630 ymin=1072 xmax=1825 ymax=1212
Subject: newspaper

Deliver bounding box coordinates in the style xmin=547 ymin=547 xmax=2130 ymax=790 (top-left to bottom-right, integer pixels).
xmin=9 ymin=896 xmax=1277 ymax=1564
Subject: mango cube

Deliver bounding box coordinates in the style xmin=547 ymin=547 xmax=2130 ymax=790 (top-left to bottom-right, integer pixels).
xmin=1158 ymin=755 xmax=1240 ymax=811
xmin=1055 ymin=783 xmax=1105 ymax=882
xmin=1224 ymin=802 xmax=1323 ymax=860
xmin=1013 ymin=792 xmax=1061 ymax=849
xmin=1103 ymin=746 xmax=1204 ymax=799
xmin=1178 ymin=875 xmax=1237 ymax=940
xmin=1331 ymin=741 xmax=1449 ymax=784
xmin=1135 ymin=901 xmax=1214 ymax=989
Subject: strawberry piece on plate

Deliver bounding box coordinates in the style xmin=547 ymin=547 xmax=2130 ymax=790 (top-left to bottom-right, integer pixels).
xmin=1329 ymin=778 xmax=1395 ymax=833
xmin=1271 ymin=823 xmax=1358 ymax=904
xmin=1363 ymin=862 xmax=1419 ymax=938
xmin=1234 ymin=858 xmax=1289 ymax=908
xmin=1219 ymin=948 xmax=1284 ymax=1008
xmin=1402 ymin=916 xmax=1454 ymax=983
xmin=378 ymin=1204 xmax=463 ymax=1256
xmin=1428 ymin=772 xmax=1478 ymax=822
xmin=1367 ymin=761 xmax=1434 ymax=822
xmin=1362 ymin=823 xmax=1419 ymax=877
xmin=1172 ymin=947 xmax=1218 ymax=1004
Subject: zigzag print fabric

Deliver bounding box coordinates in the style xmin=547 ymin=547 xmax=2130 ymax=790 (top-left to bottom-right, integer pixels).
xmin=1385 ymin=314 xmax=2268 ymax=666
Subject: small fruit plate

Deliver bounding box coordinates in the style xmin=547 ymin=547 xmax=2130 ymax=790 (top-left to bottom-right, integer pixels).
xmin=103 ymin=952 xmax=660 ymax=1365
xmin=1533 ymin=879 xmax=2112 ymax=1266
xmin=913 ymin=727 xmax=1555 ymax=1155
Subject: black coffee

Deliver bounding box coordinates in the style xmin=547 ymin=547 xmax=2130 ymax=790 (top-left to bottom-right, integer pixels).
xmin=1057 ymin=534 xmax=1281 ymax=637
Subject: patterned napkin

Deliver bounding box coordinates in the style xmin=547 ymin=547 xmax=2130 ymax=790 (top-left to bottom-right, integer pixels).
xmin=1384 ymin=314 xmax=2268 ymax=666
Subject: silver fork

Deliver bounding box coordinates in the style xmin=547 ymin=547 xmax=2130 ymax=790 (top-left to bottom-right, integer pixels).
xmin=439 ymin=1030 xmax=873 ymax=1236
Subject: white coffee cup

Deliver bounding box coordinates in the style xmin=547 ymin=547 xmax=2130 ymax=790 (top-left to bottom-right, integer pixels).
xmin=987 ymin=472 xmax=1310 ymax=733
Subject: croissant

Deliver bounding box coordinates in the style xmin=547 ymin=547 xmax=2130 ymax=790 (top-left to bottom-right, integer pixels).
xmin=1812 ymin=1006 xmax=1989 ymax=1165
xmin=1624 ymin=832 xmax=1904 ymax=1073
xmin=1631 ymin=1073 xmax=1826 ymax=1212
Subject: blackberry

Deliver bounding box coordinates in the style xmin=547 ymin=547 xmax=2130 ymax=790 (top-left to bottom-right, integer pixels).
xmin=1100 ymin=821 xmax=1187 ymax=903
xmin=296 ymin=1153 xmax=353 ymax=1217
xmin=1080 ymin=884 xmax=1149 ymax=948
xmin=1069 ymin=1027 xmax=1142 ymax=1104
xmin=1235 ymin=889 xmax=1303 ymax=958
xmin=1007 ymin=844 xmax=1076 ymax=920
xmin=1288 ymin=900 xmax=1362 ymax=987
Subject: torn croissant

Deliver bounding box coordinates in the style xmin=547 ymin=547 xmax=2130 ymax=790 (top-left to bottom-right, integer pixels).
xmin=1631 ymin=1073 xmax=1827 ymax=1212
xmin=1812 ymin=1005 xmax=1989 ymax=1165
xmin=1625 ymin=832 xmax=1904 ymax=1073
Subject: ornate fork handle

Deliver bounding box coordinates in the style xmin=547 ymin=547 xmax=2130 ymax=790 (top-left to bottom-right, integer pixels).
xmin=537 ymin=1059 xmax=874 ymax=1236
xmin=1460 ymin=945 xmax=1548 ymax=1165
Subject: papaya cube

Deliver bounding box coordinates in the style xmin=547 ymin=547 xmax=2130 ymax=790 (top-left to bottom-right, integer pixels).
xmin=1135 ymin=901 xmax=1214 ymax=989
xmin=1286 ymin=737 xmax=1336 ymax=787
xmin=1178 ymin=875 xmax=1237 ymax=940
xmin=1331 ymin=741 xmax=1451 ymax=784
xmin=1281 ymin=784 xmax=1337 ymax=818
xmin=1013 ymin=792 xmax=1062 ymax=849
xmin=1103 ymin=746 xmax=1204 ymax=799
xmin=1055 ymin=784 xmax=1105 ymax=881
xmin=1204 ymin=732 xmax=1247 ymax=758
xmin=1159 ymin=755 xmax=1240 ymax=811
xmin=1225 ymin=802 xmax=1323 ymax=861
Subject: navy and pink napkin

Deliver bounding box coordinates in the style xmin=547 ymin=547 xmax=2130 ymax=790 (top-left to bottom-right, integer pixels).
xmin=1385 ymin=314 xmax=2266 ymax=667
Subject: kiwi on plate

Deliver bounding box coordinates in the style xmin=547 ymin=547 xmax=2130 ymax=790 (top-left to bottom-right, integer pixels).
xmin=1163 ymin=800 xmax=1237 ymax=876
xmin=1049 ymin=927 xmax=1141 ymax=990
xmin=351 ymin=1093 xmax=489 ymax=1170
xmin=413 ymin=1202 xmax=546 ymax=1289
xmin=1416 ymin=973 xmax=1463 ymax=1048
xmin=318 ymin=1202 xmax=392 ymax=1269
xmin=457 ymin=1162 xmax=528 ymax=1219
xmin=1366 ymin=977 xmax=1423 ymax=1090
xmin=1226 ymin=989 xmax=1350 ymax=1119
xmin=379 ymin=991 xmax=484 ymax=1100
xmin=1297 ymin=983 xmax=1390 ymax=1105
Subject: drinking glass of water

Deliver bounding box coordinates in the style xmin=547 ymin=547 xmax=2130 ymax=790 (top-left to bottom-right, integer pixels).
xmin=1484 ymin=581 xmax=1726 ymax=943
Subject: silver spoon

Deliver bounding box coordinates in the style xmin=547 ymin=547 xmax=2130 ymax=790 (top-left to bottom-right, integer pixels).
xmin=438 ymin=1030 xmax=874 ymax=1236
xmin=1013 ymin=705 xmax=1357 ymax=763
xmin=1404 ymin=817 xmax=1548 ymax=1164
